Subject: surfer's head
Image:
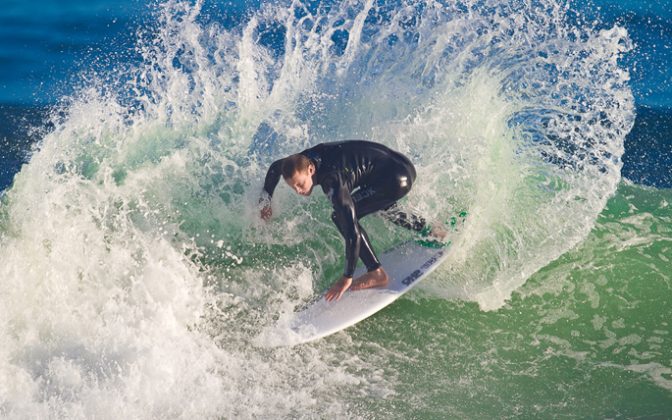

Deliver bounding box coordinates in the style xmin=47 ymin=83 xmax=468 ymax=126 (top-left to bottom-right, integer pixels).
xmin=282 ymin=154 xmax=316 ymax=196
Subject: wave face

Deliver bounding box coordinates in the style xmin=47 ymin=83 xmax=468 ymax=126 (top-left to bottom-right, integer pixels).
xmin=0 ymin=0 xmax=638 ymax=417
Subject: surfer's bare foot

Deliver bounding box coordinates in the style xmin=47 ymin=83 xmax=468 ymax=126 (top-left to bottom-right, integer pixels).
xmin=351 ymin=268 xmax=389 ymax=291
xmin=428 ymin=223 xmax=448 ymax=241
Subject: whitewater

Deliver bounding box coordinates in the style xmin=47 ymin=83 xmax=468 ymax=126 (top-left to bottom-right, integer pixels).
xmin=2 ymin=0 xmax=670 ymax=418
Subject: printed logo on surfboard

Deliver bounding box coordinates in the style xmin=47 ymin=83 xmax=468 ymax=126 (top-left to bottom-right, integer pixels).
xmin=400 ymin=249 xmax=445 ymax=287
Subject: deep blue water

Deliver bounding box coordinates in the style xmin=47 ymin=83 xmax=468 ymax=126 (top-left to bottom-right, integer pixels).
xmin=1 ymin=0 xmax=671 ymax=192
xmin=0 ymin=0 xmax=145 ymax=105
xmin=1 ymin=0 xmax=670 ymax=108
xmin=579 ymin=1 xmax=672 ymax=187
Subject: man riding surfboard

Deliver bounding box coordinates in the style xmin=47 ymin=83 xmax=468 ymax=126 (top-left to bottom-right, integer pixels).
xmin=260 ymin=140 xmax=445 ymax=302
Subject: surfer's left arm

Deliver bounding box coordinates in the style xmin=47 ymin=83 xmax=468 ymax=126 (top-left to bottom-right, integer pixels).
xmin=323 ymin=176 xmax=359 ymax=301
xmin=259 ymin=158 xmax=283 ymax=220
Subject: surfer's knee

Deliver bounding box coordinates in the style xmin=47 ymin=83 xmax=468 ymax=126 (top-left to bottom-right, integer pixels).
xmin=389 ymin=163 xmax=414 ymax=199
xmin=398 ymin=170 xmax=413 ymax=194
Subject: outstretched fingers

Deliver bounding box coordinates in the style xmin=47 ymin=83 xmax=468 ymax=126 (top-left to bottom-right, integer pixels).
xmin=324 ymin=277 xmax=352 ymax=302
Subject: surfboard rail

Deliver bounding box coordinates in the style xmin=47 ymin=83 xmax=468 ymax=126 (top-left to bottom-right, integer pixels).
xmin=258 ymin=239 xmax=452 ymax=347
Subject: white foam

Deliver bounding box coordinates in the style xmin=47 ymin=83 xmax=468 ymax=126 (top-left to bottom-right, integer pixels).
xmin=0 ymin=0 xmax=636 ymax=416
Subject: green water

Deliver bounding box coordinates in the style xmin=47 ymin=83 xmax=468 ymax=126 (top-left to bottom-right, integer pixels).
xmin=305 ymin=182 xmax=672 ymax=418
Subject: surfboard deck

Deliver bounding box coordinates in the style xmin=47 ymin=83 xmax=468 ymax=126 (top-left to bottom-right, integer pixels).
xmin=259 ymin=239 xmax=451 ymax=347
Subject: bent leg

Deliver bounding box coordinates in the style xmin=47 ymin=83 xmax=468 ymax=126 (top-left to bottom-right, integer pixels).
xmin=352 ymin=159 xmax=428 ymax=234
xmin=331 ymin=211 xmax=382 ymax=272
xmin=351 ymin=159 xmax=415 ymax=219
xmin=338 ymin=154 xmax=426 ymax=272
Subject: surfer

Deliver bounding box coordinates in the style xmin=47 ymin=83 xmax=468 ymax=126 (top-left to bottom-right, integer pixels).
xmin=260 ymin=140 xmax=445 ymax=302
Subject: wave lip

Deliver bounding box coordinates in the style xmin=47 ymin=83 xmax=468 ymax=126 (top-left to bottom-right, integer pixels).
xmin=0 ymin=0 xmax=637 ymax=417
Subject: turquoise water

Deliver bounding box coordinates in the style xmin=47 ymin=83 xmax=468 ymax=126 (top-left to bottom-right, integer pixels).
xmin=0 ymin=0 xmax=670 ymax=418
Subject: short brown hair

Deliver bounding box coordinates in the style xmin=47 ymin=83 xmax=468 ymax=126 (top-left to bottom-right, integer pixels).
xmin=281 ymin=154 xmax=312 ymax=179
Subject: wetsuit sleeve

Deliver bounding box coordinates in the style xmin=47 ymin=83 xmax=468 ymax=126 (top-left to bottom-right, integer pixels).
xmin=323 ymin=175 xmax=360 ymax=278
xmin=261 ymin=158 xmax=284 ymax=201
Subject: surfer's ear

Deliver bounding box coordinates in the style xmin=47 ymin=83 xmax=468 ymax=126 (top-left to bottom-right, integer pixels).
xmin=308 ymin=162 xmax=315 ymax=175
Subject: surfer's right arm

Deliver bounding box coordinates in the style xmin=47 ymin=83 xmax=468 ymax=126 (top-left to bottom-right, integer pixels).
xmin=260 ymin=158 xmax=284 ymax=221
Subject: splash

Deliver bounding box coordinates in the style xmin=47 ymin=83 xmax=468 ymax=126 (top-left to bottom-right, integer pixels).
xmin=0 ymin=0 xmax=634 ymax=417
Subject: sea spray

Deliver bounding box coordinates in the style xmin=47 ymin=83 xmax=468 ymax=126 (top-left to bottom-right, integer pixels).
xmin=0 ymin=0 xmax=635 ymax=417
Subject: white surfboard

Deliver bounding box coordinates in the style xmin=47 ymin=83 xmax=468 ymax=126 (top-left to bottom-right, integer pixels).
xmin=259 ymin=239 xmax=451 ymax=347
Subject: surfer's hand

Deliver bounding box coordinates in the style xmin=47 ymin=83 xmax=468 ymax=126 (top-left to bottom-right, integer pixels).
xmin=258 ymin=193 xmax=272 ymax=221
xmin=325 ymin=276 xmax=352 ymax=302
xmin=260 ymin=204 xmax=272 ymax=221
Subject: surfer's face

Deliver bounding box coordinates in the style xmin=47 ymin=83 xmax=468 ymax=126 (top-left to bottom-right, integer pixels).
xmin=286 ymin=163 xmax=315 ymax=196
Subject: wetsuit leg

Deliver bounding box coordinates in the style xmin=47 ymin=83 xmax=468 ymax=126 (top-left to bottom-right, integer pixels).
xmin=347 ymin=155 xmax=428 ymax=272
xmin=330 ymin=211 xmax=381 ymax=272
xmin=353 ymin=155 xmax=428 ymax=231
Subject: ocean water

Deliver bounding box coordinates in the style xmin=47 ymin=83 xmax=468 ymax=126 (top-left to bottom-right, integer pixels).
xmin=0 ymin=0 xmax=670 ymax=418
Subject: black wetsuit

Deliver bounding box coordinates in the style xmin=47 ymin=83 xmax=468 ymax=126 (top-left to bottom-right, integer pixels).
xmin=262 ymin=140 xmax=427 ymax=278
